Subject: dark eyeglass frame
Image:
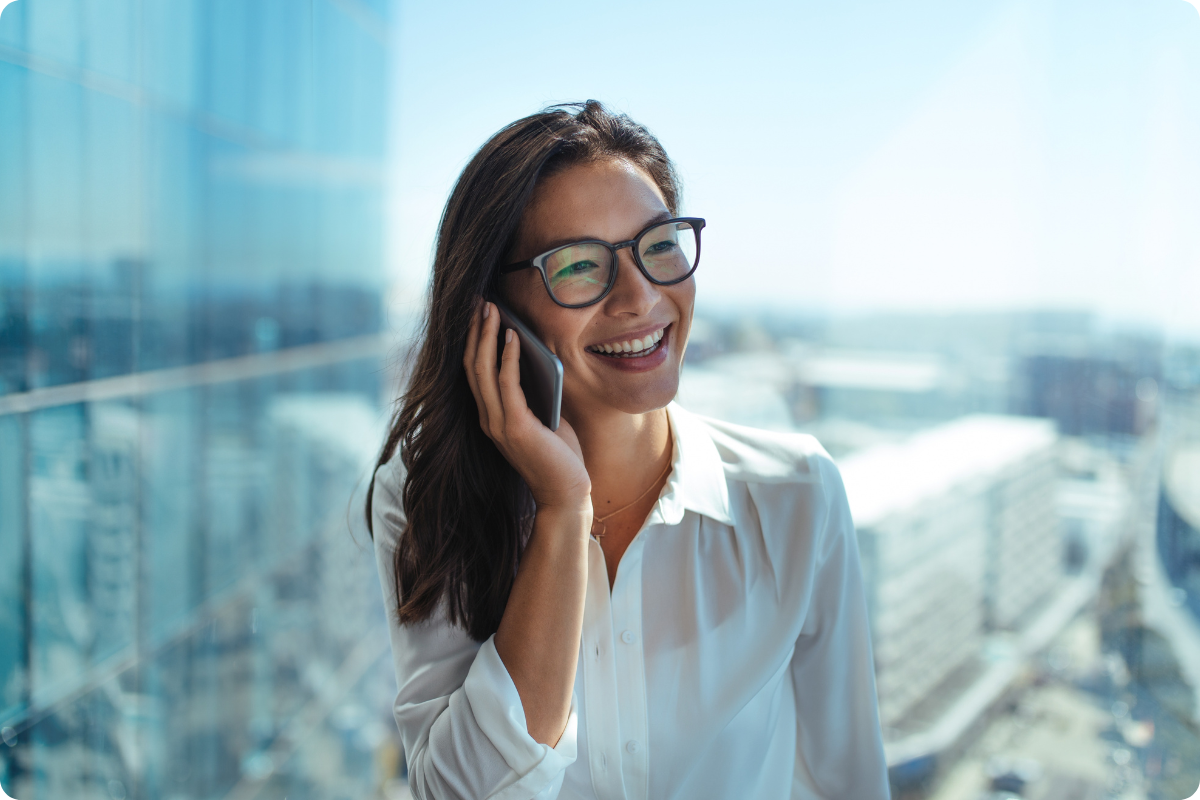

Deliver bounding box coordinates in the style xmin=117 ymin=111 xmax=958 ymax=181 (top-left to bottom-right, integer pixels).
xmin=498 ymin=216 xmax=706 ymax=309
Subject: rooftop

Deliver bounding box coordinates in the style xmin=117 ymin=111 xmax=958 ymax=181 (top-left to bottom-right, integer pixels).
xmin=695 ymin=347 xmax=949 ymax=393
xmin=839 ymin=414 xmax=1058 ymax=527
xmin=796 ymin=354 xmax=945 ymax=393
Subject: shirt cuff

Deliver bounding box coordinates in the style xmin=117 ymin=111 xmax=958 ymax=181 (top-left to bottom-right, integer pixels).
xmin=462 ymin=634 xmax=578 ymax=800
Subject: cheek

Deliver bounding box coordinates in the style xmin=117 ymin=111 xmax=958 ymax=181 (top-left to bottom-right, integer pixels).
xmin=502 ymin=274 xmax=564 ymax=340
xmin=501 ymin=271 xmax=544 ymax=316
xmin=667 ymin=282 xmax=696 ymax=339
xmin=510 ymin=292 xmax=592 ymax=356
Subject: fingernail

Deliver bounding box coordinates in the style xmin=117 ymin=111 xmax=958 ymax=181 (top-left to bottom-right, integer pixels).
xmin=483 ymin=302 xmax=490 ymax=319
xmin=505 ymin=329 xmax=513 ymax=343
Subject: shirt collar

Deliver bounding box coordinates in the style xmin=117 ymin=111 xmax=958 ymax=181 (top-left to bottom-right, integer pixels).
xmin=651 ymin=402 xmax=734 ymax=528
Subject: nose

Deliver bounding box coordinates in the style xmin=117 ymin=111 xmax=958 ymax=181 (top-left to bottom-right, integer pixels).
xmin=605 ymin=246 xmax=660 ymax=317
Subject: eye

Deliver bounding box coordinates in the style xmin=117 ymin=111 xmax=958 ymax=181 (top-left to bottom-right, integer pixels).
xmin=644 ymin=239 xmax=677 ymax=255
xmin=550 ymin=260 xmax=601 ymax=283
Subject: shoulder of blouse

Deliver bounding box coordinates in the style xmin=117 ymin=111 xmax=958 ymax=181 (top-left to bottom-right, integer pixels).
xmin=670 ymin=404 xmax=852 ymax=574
xmin=370 ymin=445 xmax=407 ymax=558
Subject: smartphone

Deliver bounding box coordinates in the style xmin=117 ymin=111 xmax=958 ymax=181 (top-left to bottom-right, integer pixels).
xmin=492 ymin=299 xmax=563 ymax=432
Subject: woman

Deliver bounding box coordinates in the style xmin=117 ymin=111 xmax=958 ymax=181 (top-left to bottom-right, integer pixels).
xmin=366 ymin=101 xmax=890 ymax=800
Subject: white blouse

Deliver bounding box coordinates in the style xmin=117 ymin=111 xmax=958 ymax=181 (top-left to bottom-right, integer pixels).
xmin=371 ymin=402 xmax=890 ymax=800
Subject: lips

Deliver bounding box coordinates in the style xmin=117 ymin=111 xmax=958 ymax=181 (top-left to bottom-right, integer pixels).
xmin=585 ymin=325 xmax=667 ymax=357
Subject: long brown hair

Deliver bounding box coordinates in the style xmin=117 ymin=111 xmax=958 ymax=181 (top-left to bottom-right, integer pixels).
xmin=365 ymin=101 xmax=681 ymax=641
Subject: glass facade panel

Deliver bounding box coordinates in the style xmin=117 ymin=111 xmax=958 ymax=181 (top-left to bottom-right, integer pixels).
xmin=0 ymin=1 xmax=398 ymax=797
xmin=0 ymin=415 xmax=27 ymax=726
xmin=80 ymin=0 xmax=138 ymax=86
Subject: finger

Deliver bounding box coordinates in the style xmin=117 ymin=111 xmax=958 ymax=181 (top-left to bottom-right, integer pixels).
xmin=496 ymin=327 xmax=532 ymax=421
xmin=473 ymin=302 xmax=506 ymax=431
xmin=463 ymin=301 xmax=490 ymax=428
xmin=463 ymin=300 xmax=482 ymax=390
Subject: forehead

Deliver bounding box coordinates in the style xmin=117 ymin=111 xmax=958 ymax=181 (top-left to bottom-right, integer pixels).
xmin=519 ymin=159 xmax=670 ymax=250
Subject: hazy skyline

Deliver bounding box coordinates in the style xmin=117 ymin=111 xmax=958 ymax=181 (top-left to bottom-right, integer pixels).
xmin=389 ymin=0 xmax=1200 ymax=341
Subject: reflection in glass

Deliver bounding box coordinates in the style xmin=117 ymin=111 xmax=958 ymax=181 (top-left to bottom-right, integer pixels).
xmin=0 ymin=1 xmax=400 ymax=797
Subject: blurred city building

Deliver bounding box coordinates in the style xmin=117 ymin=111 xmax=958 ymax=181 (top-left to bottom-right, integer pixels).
xmin=1058 ymin=439 xmax=1132 ymax=576
xmin=1016 ymin=352 xmax=1161 ymax=438
xmin=0 ymin=1 xmax=400 ymax=799
xmin=1158 ymin=444 xmax=1200 ymax=623
xmin=840 ymin=415 xmax=1061 ymax=731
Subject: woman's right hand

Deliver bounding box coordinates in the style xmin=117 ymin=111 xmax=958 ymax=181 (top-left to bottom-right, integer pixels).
xmin=463 ymin=299 xmax=592 ymax=512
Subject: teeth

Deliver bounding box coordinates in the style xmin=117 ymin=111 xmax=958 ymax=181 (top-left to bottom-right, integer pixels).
xmin=588 ymin=326 xmax=667 ymax=356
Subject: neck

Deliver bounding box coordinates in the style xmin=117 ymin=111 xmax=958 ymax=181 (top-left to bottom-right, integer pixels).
xmin=569 ymin=405 xmax=672 ymax=511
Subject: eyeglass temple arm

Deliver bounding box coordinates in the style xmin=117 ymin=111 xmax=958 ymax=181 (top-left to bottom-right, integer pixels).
xmin=498 ymin=259 xmax=535 ymax=275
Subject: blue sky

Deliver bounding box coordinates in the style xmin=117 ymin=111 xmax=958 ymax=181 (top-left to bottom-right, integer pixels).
xmin=388 ymin=0 xmax=1200 ymax=340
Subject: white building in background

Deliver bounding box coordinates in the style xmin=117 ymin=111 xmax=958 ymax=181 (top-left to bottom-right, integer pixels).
xmin=838 ymin=415 xmax=1060 ymax=729
xmin=1057 ymin=441 xmax=1130 ymax=574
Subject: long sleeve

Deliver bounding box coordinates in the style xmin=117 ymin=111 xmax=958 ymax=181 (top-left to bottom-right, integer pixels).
xmin=789 ymin=456 xmax=891 ymax=800
xmin=371 ymin=454 xmax=579 ymax=800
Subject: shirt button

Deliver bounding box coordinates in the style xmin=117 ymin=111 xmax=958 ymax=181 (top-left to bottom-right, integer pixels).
xmin=626 ymin=740 xmax=640 ymax=754
xmin=620 ymin=630 xmax=635 ymax=644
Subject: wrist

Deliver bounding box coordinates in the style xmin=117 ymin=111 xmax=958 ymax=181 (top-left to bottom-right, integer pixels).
xmin=530 ymin=477 xmax=592 ymax=515
xmin=534 ymin=494 xmax=593 ymax=519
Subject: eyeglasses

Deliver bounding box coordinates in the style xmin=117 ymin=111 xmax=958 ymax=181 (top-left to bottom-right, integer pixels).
xmin=498 ymin=217 xmax=705 ymax=308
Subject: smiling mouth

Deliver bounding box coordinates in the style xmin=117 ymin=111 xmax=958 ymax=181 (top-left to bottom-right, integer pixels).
xmin=585 ymin=325 xmax=668 ymax=358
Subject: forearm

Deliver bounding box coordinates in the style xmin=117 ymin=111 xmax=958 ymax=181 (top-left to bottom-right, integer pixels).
xmin=493 ymin=501 xmax=591 ymax=747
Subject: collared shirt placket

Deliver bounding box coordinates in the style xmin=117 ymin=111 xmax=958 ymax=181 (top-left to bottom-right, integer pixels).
xmin=610 ymin=533 xmax=649 ymax=800
xmin=582 ymin=539 xmax=624 ymax=800
xmin=582 ymin=530 xmax=651 ymax=800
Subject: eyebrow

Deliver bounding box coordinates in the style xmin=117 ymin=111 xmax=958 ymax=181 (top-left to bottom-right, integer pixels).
xmin=531 ymin=210 xmax=674 ymax=255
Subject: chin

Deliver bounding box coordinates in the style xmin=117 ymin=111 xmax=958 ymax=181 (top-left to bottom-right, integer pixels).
xmin=603 ymin=373 xmax=681 ymax=416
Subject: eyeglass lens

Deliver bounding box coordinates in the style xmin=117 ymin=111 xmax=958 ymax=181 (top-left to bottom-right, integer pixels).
xmin=543 ymin=221 xmax=698 ymax=306
xmin=638 ymin=220 xmax=698 ymax=283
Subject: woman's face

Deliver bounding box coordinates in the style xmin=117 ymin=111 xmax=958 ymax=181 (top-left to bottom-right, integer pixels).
xmin=502 ymin=158 xmax=695 ymax=421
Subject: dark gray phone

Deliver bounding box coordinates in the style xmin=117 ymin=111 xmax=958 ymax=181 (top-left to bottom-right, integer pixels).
xmin=493 ymin=299 xmax=563 ymax=431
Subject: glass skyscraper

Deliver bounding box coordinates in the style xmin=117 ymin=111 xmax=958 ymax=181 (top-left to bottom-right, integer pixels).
xmin=0 ymin=2 xmax=401 ymax=798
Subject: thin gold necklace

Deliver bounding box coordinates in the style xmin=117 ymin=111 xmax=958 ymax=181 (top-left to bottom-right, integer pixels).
xmin=591 ymin=457 xmax=673 ymax=539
